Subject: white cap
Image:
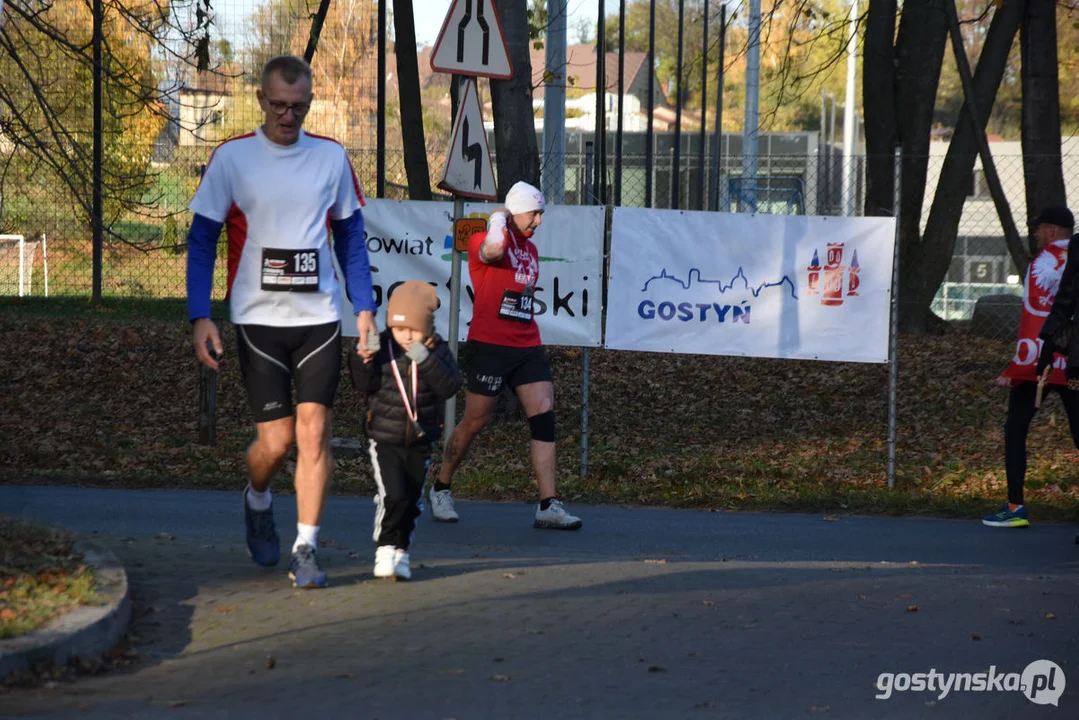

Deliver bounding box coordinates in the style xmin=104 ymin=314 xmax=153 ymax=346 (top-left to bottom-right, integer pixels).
xmin=505 ymin=181 xmax=546 ymax=215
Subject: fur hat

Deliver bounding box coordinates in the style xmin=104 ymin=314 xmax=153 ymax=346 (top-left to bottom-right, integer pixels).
xmin=387 ymin=281 xmax=438 ymax=336
xmin=505 ymin=181 xmax=546 ymax=215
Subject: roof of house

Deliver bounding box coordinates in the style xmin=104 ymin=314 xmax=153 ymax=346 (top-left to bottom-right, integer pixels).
xmin=180 ymin=64 xmax=241 ymax=96
xmin=531 ymin=44 xmax=650 ymax=101
xmin=411 ymin=43 xmax=653 ymax=100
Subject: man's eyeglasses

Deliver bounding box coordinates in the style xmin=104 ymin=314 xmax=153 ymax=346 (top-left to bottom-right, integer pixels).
xmin=266 ymin=100 xmax=311 ymax=117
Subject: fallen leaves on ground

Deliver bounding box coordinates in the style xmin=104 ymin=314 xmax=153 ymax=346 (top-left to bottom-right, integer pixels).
xmin=1 ymin=305 xmax=1078 ymax=521
xmin=0 ymin=517 xmax=98 ymax=641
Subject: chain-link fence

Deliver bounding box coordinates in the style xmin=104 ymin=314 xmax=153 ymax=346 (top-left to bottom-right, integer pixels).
xmin=0 ymin=0 xmax=1070 ymax=348
xmin=0 ymin=139 xmax=1066 ymax=339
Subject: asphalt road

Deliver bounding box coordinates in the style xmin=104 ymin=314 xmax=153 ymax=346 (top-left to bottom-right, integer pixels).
xmin=1 ymin=485 xmax=1076 ymax=719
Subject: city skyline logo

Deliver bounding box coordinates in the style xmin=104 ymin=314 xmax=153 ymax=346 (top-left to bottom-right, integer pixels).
xmin=635 ymin=266 xmax=798 ymax=325
xmin=641 ymin=267 xmax=799 ymax=300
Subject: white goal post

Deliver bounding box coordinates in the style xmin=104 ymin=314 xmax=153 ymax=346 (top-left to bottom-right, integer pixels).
xmin=0 ymin=234 xmax=50 ymax=297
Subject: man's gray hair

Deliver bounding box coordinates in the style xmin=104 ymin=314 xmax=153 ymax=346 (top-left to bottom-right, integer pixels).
xmin=261 ymin=55 xmax=313 ymax=90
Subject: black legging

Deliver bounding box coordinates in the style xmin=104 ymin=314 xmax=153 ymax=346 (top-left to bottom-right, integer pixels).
xmin=1004 ymin=381 xmax=1079 ymax=505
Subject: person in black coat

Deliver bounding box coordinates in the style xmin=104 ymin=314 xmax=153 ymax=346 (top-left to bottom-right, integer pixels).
xmin=1036 ymin=220 xmax=1079 ymax=545
xmin=349 ymin=281 xmax=461 ymax=579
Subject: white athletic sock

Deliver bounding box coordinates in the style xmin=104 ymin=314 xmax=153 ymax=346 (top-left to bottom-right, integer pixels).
xmin=245 ymin=485 xmax=272 ymax=512
xmin=293 ymin=523 xmax=320 ymax=553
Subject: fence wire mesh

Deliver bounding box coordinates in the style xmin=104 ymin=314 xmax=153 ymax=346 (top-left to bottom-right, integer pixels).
xmin=8 ymin=0 xmax=1079 ymax=503
xmin=0 ymin=0 xmax=1069 ymax=350
xmin=1 ymin=140 xmax=1063 ymax=346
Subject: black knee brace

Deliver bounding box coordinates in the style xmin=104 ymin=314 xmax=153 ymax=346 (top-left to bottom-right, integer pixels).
xmin=528 ymin=410 xmax=555 ymax=442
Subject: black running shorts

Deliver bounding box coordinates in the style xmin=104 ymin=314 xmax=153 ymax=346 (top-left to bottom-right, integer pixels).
xmin=465 ymin=341 xmax=552 ymax=396
xmin=235 ymin=322 xmax=342 ymax=423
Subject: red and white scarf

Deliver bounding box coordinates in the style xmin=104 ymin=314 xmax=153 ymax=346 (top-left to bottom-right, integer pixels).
xmin=998 ymin=239 xmax=1070 ymax=387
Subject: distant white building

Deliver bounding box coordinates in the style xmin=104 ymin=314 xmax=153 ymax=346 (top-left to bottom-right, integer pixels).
xmin=176 ymin=75 xmax=232 ymax=147
xmin=922 ymin=137 xmax=1079 ymax=318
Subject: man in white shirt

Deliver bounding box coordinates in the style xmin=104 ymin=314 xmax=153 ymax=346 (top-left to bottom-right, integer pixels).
xmin=186 ymin=55 xmax=378 ymax=588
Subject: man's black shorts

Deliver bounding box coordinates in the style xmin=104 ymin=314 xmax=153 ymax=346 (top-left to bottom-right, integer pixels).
xmin=235 ymin=322 xmax=341 ymax=423
xmin=465 ymin=341 xmax=552 ymax=396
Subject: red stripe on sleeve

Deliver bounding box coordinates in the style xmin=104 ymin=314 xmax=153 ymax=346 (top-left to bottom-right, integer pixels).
xmin=225 ymin=203 xmax=248 ymax=299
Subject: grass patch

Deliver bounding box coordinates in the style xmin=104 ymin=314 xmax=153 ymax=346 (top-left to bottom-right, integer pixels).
xmin=0 ymin=517 xmax=98 ymax=640
xmin=4 ymin=234 xmax=229 ymax=299
xmin=0 ymin=296 xmax=227 ymax=322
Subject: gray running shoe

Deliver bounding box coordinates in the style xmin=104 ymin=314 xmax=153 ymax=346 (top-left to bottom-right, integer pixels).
xmin=288 ymin=544 xmax=328 ymax=588
xmin=429 ymin=487 xmax=459 ymax=522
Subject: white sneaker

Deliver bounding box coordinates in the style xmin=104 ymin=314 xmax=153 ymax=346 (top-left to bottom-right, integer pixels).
xmin=393 ymin=549 xmax=411 ymax=581
xmin=373 ymin=545 xmax=396 ymax=578
xmin=533 ymin=499 xmax=583 ymax=530
xmin=429 ymin=487 xmax=459 ymax=522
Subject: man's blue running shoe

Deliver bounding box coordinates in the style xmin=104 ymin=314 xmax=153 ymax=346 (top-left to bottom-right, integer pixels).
xmin=289 ymin=544 xmax=328 ymax=589
xmin=982 ymin=504 xmax=1030 ymax=528
xmin=243 ymin=488 xmax=281 ymax=566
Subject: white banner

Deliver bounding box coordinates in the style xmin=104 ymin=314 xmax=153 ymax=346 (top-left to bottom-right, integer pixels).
xmin=605 ymin=207 xmax=897 ymax=363
xmin=340 ymin=199 xmax=604 ymax=347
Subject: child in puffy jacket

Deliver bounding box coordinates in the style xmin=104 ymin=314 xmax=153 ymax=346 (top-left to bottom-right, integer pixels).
xmin=349 ymin=280 xmax=461 ymax=579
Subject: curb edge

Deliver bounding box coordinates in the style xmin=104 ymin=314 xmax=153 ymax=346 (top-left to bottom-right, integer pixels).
xmin=0 ymin=541 xmax=131 ymax=680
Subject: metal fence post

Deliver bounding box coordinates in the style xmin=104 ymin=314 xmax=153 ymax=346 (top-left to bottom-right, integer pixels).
xmin=888 ymin=146 xmax=902 ymax=488
xmin=91 ymin=0 xmax=103 ymax=303
xmin=581 ymin=142 xmax=595 ymax=478
xmin=709 ymin=4 xmax=726 ymax=213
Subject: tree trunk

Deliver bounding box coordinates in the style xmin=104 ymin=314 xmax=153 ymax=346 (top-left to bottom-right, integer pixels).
xmin=491 ymin=0 xmax=541 ymax=197
xmin=393 ymin=0 xmax=433 ymax=200
xmin=891 ymin=0 xmax=951 ymax=333
xmin=862 ymin=0 xmax=899 ymax=219
xmin=920 ymin=0 xmax=1026 ymax=314
xmin=1020 ymin=0 xmax=1065 ymax=253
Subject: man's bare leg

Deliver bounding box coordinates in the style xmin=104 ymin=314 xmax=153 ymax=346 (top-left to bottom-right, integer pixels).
xmin=279 ymin=402 xmax=333 ymax=588
xmin=294 ymin=403 xmax=333 ymax=527
xmin=247 ymin=416 xmax=295 ymax=492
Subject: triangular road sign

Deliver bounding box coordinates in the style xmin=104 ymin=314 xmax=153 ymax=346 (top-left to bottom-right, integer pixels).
xmin=438 ymin=78 xmax=497 ymax=200
xmin=430 ymin=0 xmax=514 ymax=79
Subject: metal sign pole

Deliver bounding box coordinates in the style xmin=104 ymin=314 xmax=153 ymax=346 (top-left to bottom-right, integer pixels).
xmin=432 ymin=0 xmax=510 ymax=436
xmin=445 ymin=195 xmax=465 ymax=438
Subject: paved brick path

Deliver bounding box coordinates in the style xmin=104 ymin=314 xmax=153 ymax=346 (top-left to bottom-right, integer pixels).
xmin=1 ymin=486 xmax=1077 ymax=718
